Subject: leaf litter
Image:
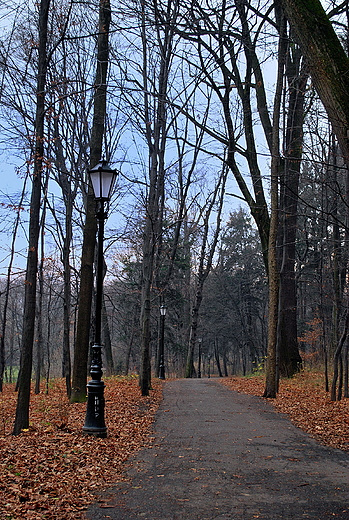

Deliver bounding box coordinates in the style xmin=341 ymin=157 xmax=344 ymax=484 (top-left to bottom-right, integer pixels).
xmin=0 ymin=376 xmax=162 ymax=520
xmin=1 ymin=371 xmax=348 ymax=519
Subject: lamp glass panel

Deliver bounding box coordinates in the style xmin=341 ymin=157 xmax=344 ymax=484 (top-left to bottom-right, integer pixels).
xmin=90 ymin=163 xmax=116 ymax=200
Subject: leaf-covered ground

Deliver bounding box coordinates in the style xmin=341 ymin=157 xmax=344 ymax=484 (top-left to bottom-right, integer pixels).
xmin=1 ymin=371 xmax=348 ymax=519
xmin=221 ymin=371 xmax=349 ymax=452
xmin=0 ymin=376 xmax=162 ymax=520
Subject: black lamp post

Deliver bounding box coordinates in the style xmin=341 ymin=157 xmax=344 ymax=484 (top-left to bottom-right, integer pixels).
xmin=198 ymin=338 xmax=202 ymax=378
xmin=83 ymin=160 xmax=117 ymax=438
xmin=158 ymin=303 xmax=167 ymax=380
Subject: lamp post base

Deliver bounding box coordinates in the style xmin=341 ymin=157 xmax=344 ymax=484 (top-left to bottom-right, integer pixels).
xmin=83 ymin=378 xmax=107 ymax=438
xmin=82 ymin=426 xmax=107 ymax=438
xmin=159 ymin=363 xmax=165 ymax=380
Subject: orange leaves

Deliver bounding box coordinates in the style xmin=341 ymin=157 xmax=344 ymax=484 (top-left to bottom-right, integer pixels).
xmin=0 ymin=377 xmax=163 ymax=520
xmin=221 ymin=376 xmax=265 ymax=396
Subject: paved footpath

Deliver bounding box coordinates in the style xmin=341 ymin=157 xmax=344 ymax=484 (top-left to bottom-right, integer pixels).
xmin=86 ymin=379 xmax=349 ymax=520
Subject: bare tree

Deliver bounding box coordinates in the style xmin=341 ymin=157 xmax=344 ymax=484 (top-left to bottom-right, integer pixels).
xmin=0 ymin=184 xmax=27 ymax=391
xmin=279 ymin=0 xmax=349 ymax=166
xmin=71 ymin=0 xmax=112 ymax=402
xmin=277 ymin=35 xmax=308 ymax=378
xmin=185 ymin=165 xmax=228 ymax=377
xmin=13 ymin=0 xmax=51 ymax=435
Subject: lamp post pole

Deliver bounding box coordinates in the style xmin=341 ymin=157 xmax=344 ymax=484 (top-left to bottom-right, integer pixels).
xmin=158 ymin=304 xmax=166 ymax=380
xmin=83 ymin=161 xmax=117 ymax=438
xmin=198 ymin=338 xmax=202 ymax=378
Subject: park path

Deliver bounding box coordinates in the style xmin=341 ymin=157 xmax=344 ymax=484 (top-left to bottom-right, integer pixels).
xmin=86 ymin=378 xmax=349 ymax=520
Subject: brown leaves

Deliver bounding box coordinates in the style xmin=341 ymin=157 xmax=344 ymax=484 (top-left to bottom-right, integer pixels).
xmin=222 ymin=371 xmax=349 ymax=452
xmin=0 ymin=376 xmax=162 ymax=520
xmin=2 ymin=372 xmax=347 ymax=519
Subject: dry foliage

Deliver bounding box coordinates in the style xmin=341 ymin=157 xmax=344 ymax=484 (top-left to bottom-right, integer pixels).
xmin=1 ymin=371 xmax=348 ymax=519
xmin=0 ymin=376 xmax=162 ymax=520
xmin=221 ymin=371 xmax=349 ymax=452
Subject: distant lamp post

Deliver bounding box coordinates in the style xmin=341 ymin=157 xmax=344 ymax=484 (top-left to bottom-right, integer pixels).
xmin=83 ymin=160 xmax=117 ymax=438
xmin=158 ymin=303 xmax=167 ymax=380
xmin=198 ymin=338 xmax=202 ymax=378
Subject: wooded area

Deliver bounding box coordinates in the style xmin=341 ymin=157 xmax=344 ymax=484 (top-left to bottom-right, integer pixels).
xmin=0 ymin=0 xmax=349 ymax=431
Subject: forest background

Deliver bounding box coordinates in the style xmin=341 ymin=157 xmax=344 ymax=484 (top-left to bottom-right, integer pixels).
xmin=0 ymin=0 xmax=349 ymax=435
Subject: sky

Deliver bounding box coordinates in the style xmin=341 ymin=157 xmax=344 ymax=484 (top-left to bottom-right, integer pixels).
xmin=0 ymin=0 xmax=277 ymax=280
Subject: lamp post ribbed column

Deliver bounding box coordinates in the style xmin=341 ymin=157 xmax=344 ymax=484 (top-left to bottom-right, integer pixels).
xmin=83 ymin=161 xmax=117 ymax=438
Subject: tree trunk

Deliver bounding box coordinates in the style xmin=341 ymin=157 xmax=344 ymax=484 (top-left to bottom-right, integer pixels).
xmin=53 ymin=118 xmax=74 ymax=398
xmin=102 ymin=292 xmax=114 ymax=376
xmin=35 ymin=207 xmax=46 ymax=395
xmin=263 ymin=10 xmax=286 ymax=398
xmin=62 ymin=204 xmax=72 ymax=397
xmin=0 ymin=183 xmax=26 ymax=392
xmin=344 ymin=338 xmax=349 ymax=398
xmin=70 ymin=193 xmax=96 ymax=402
xmin=70 ymin=0 xmax=111 ymax=402
xmin=279 ymin=0 xmax=349 ymax=166
xmin=331 ymin=311 xmax=349 ymax=401
xmin=264 ymin=173 xmax=280 ymax=398
xmin=277 ymin=47 xmax=307 ymax=377
xmin=139 ymin=218 xmax=155 ymax=395
xmin=125 ymin=305 xmax=138 ymax=376
xmin=185 ymin=166 xmax=228 ymax=378
xmin=13 ymin=0 xmax=51 ymax=435
xmin=139 ymin=0 xmax=173 ymax=396
xmin=45 ymin=284 xmax=53 ymax=394
xmin=214 ymin=340 xmax=223 ymax=378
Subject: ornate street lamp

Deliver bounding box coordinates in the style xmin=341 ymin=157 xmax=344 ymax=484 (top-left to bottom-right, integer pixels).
xmin=158 ymin=303 xmax=167 ymax=380
xmin=83 ymin=160 xmax=117 ymax=438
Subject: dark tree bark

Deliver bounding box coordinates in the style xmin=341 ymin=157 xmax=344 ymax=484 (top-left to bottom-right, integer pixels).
xmin=331 ymin=311 xmax=349 ymax=401
xmin=263 ymin=10 xmax=287 ymax=399
xmin=70 ymin=193 xmax=96 ymax=402
xmin=124 ymin=304 xmax=139 ymax=376
xmin=35 ymin=193 xmax=47 ymax=395
xmin=277 ymin=44 xmax=307 ymax=377
xmin=71 ymin=0 xmax=111 ymax=402
xmin=102 ymin=292 xmax=114 ymax=376
xmin=52 ymin=117 xmax=74 ymax=398
xmin=13 ymin=0 xmax=51 ymax=435
xmin=344 ymin=337 xmax=349 ymax=398
xmin=139 ymin=0 xmax=175 ymax=396
xmin=278 ymin=0 xmax=349 ymax=166
xmin=263 ymin=162 xmax=279 ymax=398
xmin=214 ymin=340 xmax=223 ymax=378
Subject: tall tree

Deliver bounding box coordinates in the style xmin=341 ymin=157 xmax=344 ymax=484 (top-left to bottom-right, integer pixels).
xmin=263 ymin=7 xmax=288 ymax=398
xmin=71 ymin=0 xmax=111 ymax=402
xmin=278 ymin=0 xmax=349 ymax=165
xmin=126 ymin=0 xmax=180 ymax=396
xmin=277 ymin=34 xmax=308 ymax=377
xmin=185 ymin=165 xmax=228 ymax=377
xmin=13 ymin=0 xmax=51 ymax=435
xmin=0 ymin=184 xmax=27 ymax=392
xmin=203 ymin=208 xmax=267 ymax=375
xmin=179 ymin=0 xmax=305 ymax=384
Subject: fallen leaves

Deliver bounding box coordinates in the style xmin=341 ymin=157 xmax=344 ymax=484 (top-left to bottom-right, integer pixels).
xmin=221 ymin=371 xmax=349 ymax=452
xmin=1 ymin=371 xmax=347 ymax=519
xmin=0 ymin=376 xmax=162 ymax=520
